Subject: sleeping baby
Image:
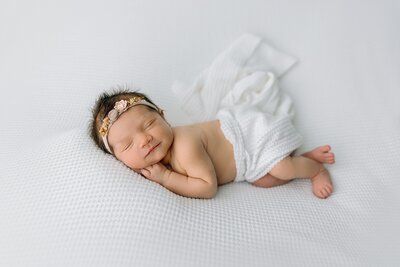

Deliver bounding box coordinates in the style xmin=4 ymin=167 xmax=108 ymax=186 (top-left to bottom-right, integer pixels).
xmin=89 ymin=89 xmax=334 ymax=199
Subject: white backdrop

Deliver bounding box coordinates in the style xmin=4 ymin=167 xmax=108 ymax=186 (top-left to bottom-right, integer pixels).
xmin=1 ymin=0 xmax=398 ymax=160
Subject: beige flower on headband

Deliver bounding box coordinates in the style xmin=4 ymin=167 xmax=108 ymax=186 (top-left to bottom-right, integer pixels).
xmin=114 ymin=100 xmax=128 ymax=113
xmin=99 ymin=96 xmax=148 ymax=137
xmin=107 ymin=109 xmax=118 ymax=121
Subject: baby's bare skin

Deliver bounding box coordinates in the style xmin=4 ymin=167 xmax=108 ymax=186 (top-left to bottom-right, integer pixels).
xmin=107 ymin=105 xmax=334 ymax=199
xmin=253 ymin=145 xmax=334 ymax=198
xmin=174 ymin=121 xmax=334 ymax=199
xmin=172 ymin=120 xmax=237 ymax=185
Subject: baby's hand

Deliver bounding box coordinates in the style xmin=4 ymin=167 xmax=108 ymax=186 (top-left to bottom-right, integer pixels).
xmin=140 ymin=163 xmax=170 ymax=185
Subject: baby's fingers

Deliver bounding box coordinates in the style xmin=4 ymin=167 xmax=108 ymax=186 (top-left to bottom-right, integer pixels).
xmin=140 ymin=168 xmax=151 ymax=178
xmin=141 ymin=168 xmax=159 ymax=183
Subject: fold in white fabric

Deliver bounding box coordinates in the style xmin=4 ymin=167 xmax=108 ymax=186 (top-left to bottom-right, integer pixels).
xmin=171 ymin=33 xmax=298 ymax=122
xmin=170 ymin=33 xmax=303 ymax=183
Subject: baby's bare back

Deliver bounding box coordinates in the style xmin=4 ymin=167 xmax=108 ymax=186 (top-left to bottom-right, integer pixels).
xmin=170 ymin=120 xmax=236 ymax=185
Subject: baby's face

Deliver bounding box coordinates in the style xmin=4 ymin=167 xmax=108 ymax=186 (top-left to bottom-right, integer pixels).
xmin=107 ymin=105 xmax=173 ymax=171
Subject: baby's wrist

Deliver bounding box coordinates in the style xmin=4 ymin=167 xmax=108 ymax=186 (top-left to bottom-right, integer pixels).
xmin=162 ymin=169 xmax=172 ymax=185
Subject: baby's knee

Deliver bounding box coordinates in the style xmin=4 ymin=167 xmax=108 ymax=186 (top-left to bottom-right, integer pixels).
xmin=269 ymin=157 xmax=296 ymax=180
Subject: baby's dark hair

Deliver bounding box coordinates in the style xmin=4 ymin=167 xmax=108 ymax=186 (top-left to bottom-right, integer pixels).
xmin=88 ymin=85 xmax=161 ymax=155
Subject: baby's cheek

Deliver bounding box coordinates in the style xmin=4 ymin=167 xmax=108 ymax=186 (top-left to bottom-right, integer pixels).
xmin=123 ymin=156 xmax=143 ymax=171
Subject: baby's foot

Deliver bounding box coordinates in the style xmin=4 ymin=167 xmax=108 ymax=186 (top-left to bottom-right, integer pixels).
xmin=311 ymin=167 xmax=333 ymax=199
xmin=303 ymin=145 xmax=335 ymax=164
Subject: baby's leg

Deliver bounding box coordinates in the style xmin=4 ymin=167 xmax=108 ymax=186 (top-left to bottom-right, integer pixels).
xmin=252 ymin=145 xmax=335 ymax=189
xmin=252 ymin=173 xmax=291 ymax=188
xmin=269 ymin=156 xmax=319 ymax=180
xmin=269 ymin=156 xmax=333 ymax=199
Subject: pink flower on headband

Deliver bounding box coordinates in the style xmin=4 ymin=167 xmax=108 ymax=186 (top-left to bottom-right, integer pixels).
xmin=114 ymin=100 xmax=128 ymax=113
xmin=99 ymin=96 xmax=148 ymax=137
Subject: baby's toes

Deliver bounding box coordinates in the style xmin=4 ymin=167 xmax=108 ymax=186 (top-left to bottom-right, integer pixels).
xmin=323 ymin=187 xmax=330 ymax=197
xmin=325 ymin=153 xmax=335 ymax=164
xmin=317 ymin=190 xmax=327 ymax=199
xmin=313 ymin=187 xmax=327 ymax=199
xmin=324 ymin=185 xmax=333 ymax=196
xmin=326 ymin=183 xmax=333 ymax=191
xmin=314 ymin=189 xmax=323 ymax=198
xmin=320 ymin=145 xmax=331 ymax=153
xmin=317 ymin=189 xmax=327 ymax=198
xmin=314 ymin=185 xmax=331 ymax=199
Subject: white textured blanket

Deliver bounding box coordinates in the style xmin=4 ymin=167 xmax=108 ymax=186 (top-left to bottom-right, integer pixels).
xmin=1 ymin=1 xmax=399 ymax=266
xmin=171 ymin=33 xmax=297 ymax=122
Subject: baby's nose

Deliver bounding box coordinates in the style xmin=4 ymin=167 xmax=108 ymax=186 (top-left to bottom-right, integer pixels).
xmin=140 ymin=133 xmax=152 ymax=147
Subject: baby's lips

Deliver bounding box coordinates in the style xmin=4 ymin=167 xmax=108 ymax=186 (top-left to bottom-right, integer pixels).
xmin=146 ymin=143 xmax=160 ymax=156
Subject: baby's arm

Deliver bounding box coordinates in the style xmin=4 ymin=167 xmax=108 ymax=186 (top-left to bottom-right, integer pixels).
xmin=141 ymin=135 xmax=216 ymax=199
xmin=164 ymin=136 xmax=218 ymax=199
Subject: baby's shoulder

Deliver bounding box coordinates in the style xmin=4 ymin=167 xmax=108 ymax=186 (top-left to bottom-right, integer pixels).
xmin=169 ymin=126 xmax=207 ymax=174
xmin=172 ymin=125 xmax=205 ymax=150
xmin=172 ymin=126 xmax=211 ymax=161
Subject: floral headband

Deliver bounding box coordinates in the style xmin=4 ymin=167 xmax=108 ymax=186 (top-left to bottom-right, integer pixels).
xmin=99 ymin=96 xmax=160 ymax=154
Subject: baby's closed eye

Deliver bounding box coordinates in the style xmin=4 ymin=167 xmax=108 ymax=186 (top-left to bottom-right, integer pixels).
xmin=145 ymin=119 xmax=155 ymax=128
xmin=123 ymin=142 xmax=132 ymax=151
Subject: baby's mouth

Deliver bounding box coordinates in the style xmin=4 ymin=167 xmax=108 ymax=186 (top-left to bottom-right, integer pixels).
xmin=146 ymin=143 xmax=160 ymax=156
